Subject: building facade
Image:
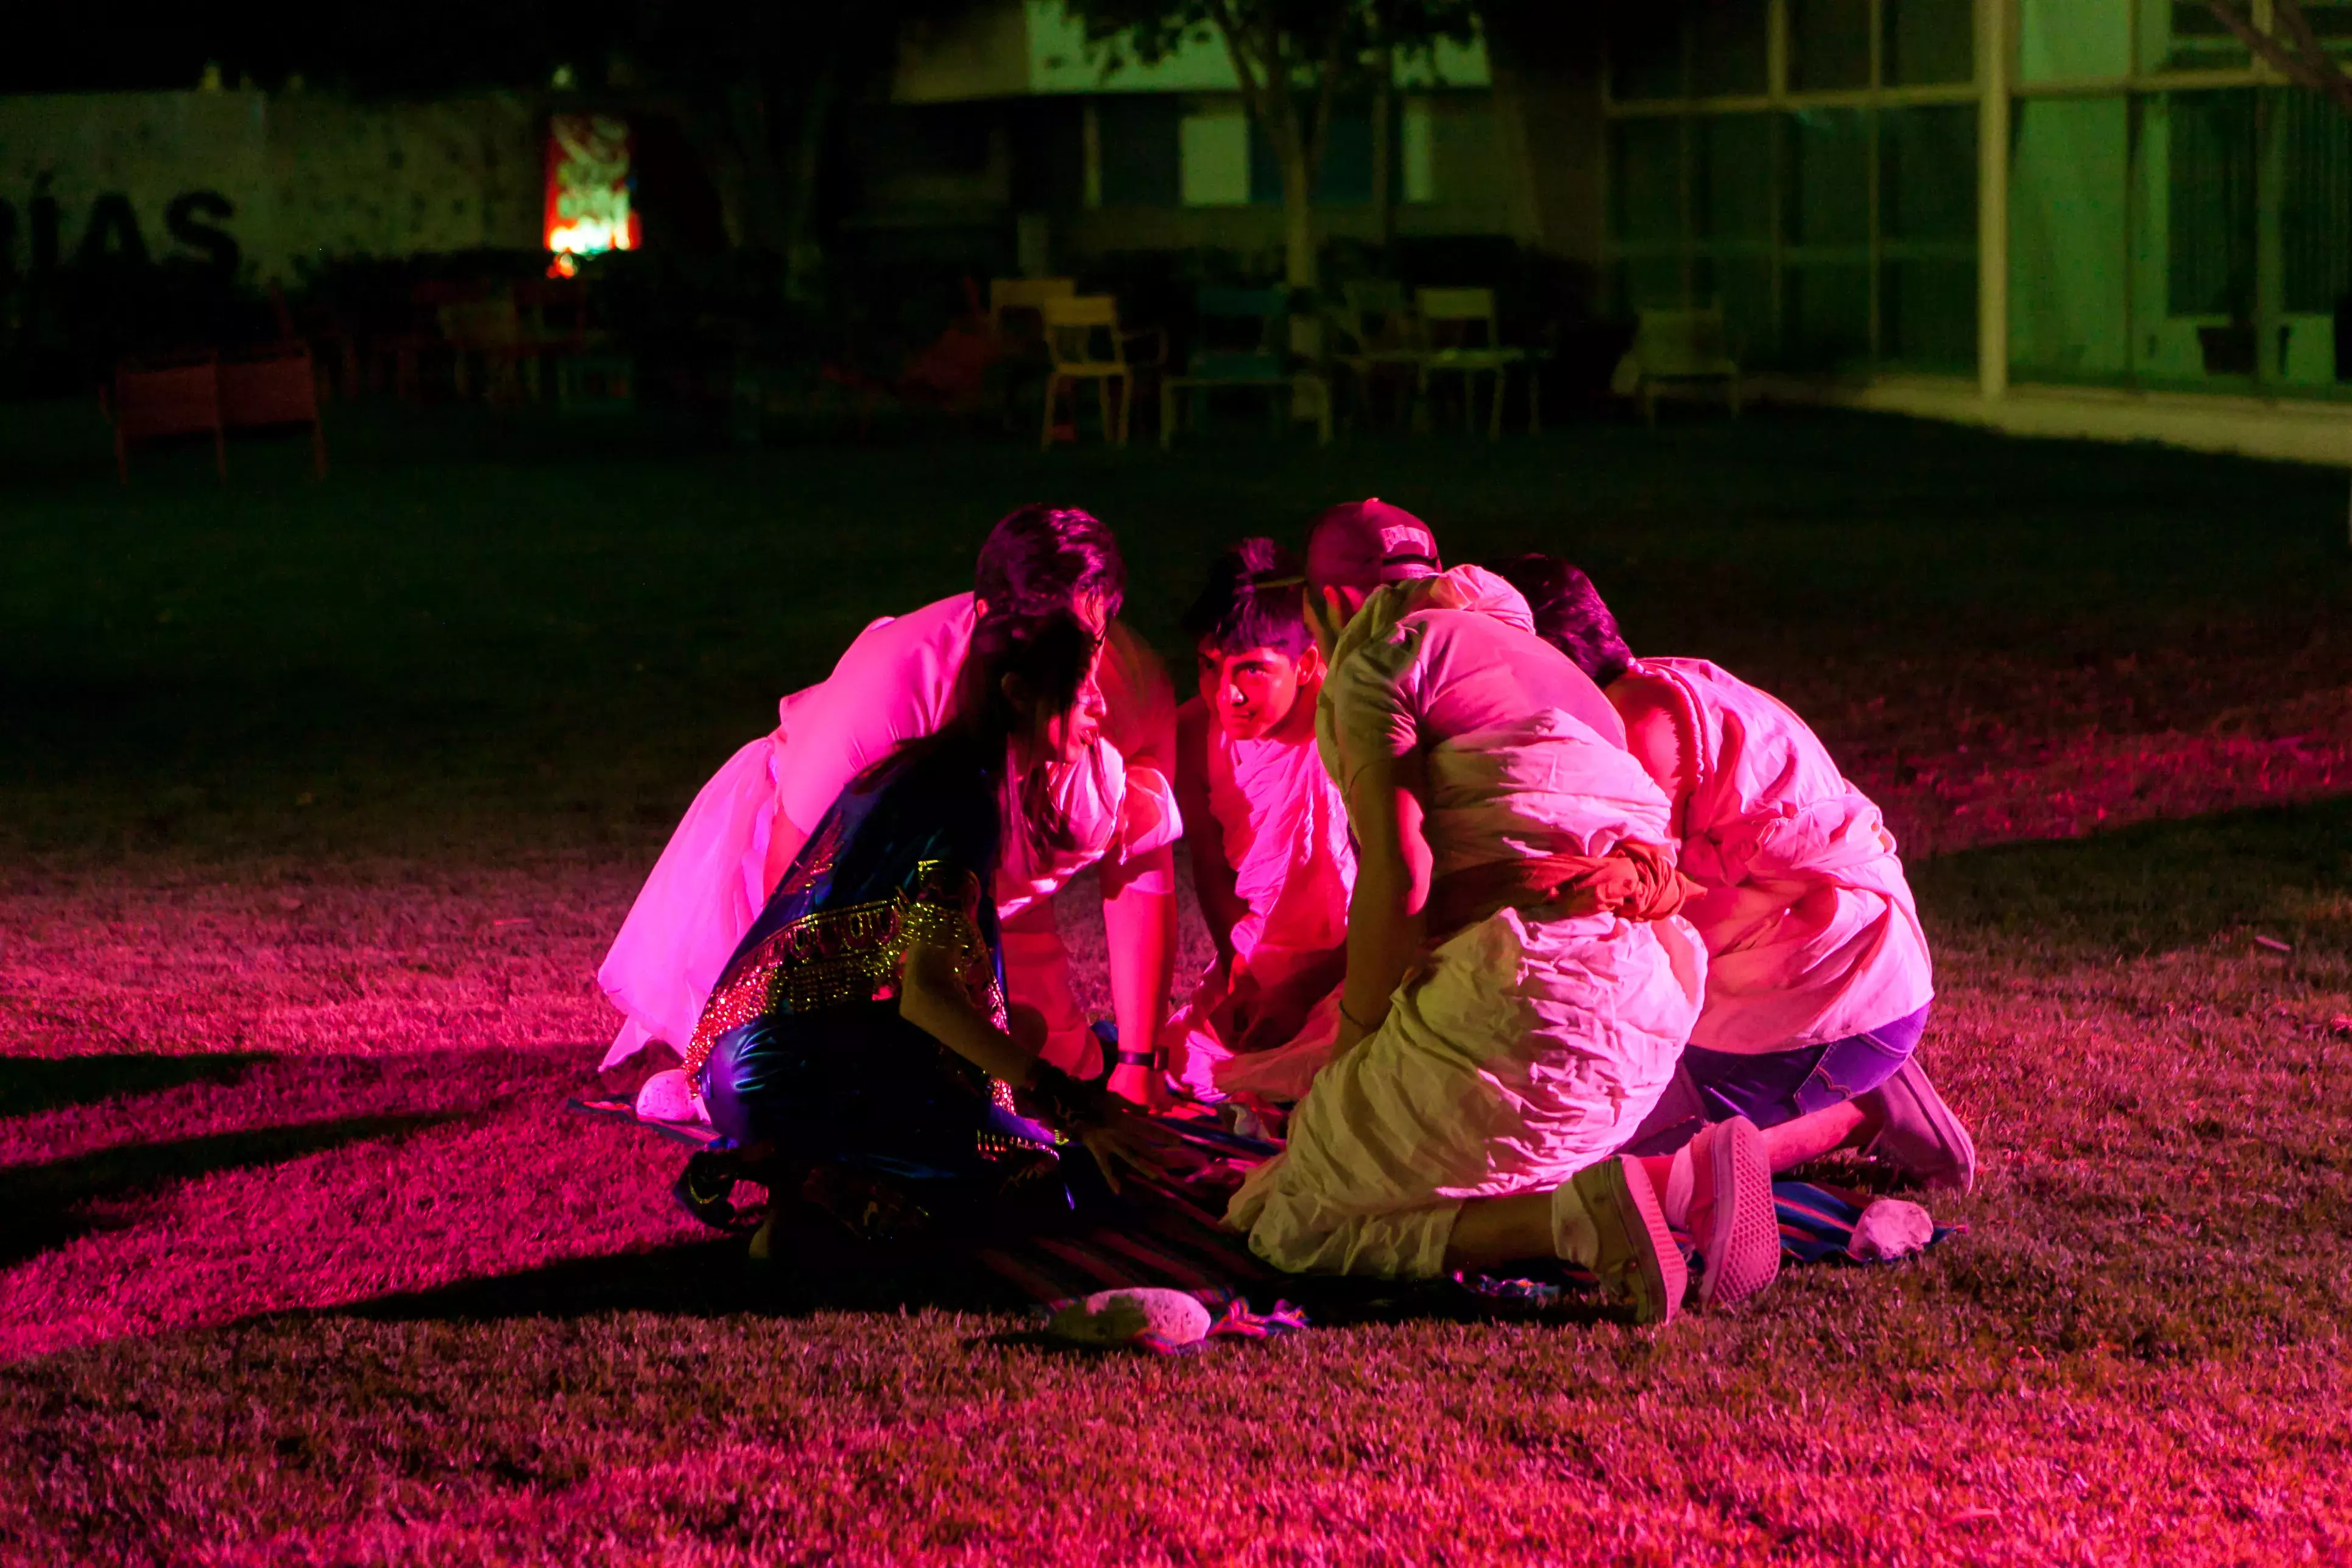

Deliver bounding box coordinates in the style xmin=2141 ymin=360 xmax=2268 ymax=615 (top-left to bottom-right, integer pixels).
xmin=1600 ymin=0 xmax=2352 ymax=462
xmin=885 ymin=0 xmax=1525 ymax=274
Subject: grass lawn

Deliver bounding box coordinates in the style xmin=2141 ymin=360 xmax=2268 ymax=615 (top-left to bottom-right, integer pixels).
xmin=4 ymin=404 xmax=2351 ymax=1564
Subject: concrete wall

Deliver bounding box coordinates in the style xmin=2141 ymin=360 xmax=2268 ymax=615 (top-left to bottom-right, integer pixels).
xmin=0 ymin=90 xmax=540 ymax=286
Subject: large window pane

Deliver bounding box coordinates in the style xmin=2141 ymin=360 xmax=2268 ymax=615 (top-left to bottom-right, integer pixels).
xmin=1884 ymin=259 xmax=1977 ymax=367
xmin=2019 ymin=0 xmax=2130 ymax=82
xmin=1250 ymin=104 xmax=1377 ymax=203
xmin=1885 ymin=0 xmax=1974 ymax=85
xmin=1790 ymin=0 xmax=1873 ymax=91
xmin=1882 ymin=105 xmax=1976 ymax=243
xmin=1616 ymin=258 xmax=1689 ymax=311
xmin=1100 ymin=96 xmax=1181 ymax=207
xmin=2010 ymin=96 xmax=2130 ymax=378
xmin=1882 ymin=104 xmax=1977 ymax=370
xmin=1610 ymin=15 xmax=1685 ymax=101
xmin=2138 ymin=0 xmax=2252 ymax=74
xmin=1697 ymin=114 xmax=1775 ymax=241
xmin=1697 ymin=253 xmax=1777 ymax=362
xmin=1785 ymin=109 xmax=1869 ymax=247
xmin=1785 ymin=264 xmax=1871 ymax=367
xmin=1611 ymin=119 xmax=1685 ymax=243
xmin=1692 ymin=1 xmax=1771 ymax=97
xmin=2164 ymin=90 xmax=2255 ymax=319
xmin=2282 ymin=88 xmax=2352 ymax=318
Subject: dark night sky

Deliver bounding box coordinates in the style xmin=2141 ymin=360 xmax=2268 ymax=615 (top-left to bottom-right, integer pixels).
xmin=1 ymin=2 xmax=587 ymax=94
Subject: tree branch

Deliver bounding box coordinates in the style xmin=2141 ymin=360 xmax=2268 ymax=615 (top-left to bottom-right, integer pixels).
xmin=2275 ymin=0 xmax=2333 ymax=69
xmin=1204 ymin=0 xmax=1271 ymax=127
xmin=2208 ymin=0 xmax=2352 ymax=116
xmin=1305 ymin=6 xmax=1355 ymax=182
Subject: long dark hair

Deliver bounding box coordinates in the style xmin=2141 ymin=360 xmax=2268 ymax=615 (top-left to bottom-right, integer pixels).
xmin=953 ymin=607 xmax=1098 ymax=759
xmin=889 ymin=607 xmax=1101 ymax=865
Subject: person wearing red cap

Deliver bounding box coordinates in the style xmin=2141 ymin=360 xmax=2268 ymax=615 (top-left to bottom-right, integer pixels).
xmin=1226 ymin=537 xmax=1781 ymax=1325
xmin=1301 ymin=496 xmax=1444 ymax=592
xmin=1302 ymin=499 xmax=1622 ymax=741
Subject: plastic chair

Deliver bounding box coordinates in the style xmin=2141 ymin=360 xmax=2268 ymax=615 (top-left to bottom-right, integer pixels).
xmin=1414 ymin=286 xmax=1531 ymax=440
xmin=989 ymin=278 xmax=1076 ymax=342
xmin=1039 ymin=295 xmax=1134 ymax=449
xmin=439 ymin=291 xmax=529 ymax=403
xmin=219 ymin=342 xmax=328 ymax=476
xmin=104 ymin=353 xmax=224 ymax=482
xmin=1160 ymin=286 xmax=1330 ymax=448
xmin=1618 ymin=306 xmax=1742 ymax=425
xmin=1327 ymin=279 xmax=1417 ymax=428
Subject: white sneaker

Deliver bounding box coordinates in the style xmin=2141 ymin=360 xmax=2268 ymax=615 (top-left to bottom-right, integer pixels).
xmin=1562 ymin=1156 xmax=1686 ymax=1327
xmin=1860 ymin=1060 xmax=1976 ymax=1193
xmin=1682 ymin=1116 xmax=1781 ymax=1310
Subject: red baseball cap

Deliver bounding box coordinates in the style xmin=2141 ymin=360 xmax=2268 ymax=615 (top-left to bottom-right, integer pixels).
xmin=1304 ymin=498 xmax=1442 ymax=593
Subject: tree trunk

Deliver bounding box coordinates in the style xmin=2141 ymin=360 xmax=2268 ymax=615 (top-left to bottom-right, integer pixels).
xmin=782 ymin=51 xmax=842 ymax=306
xmin=1281 ymin=147 xmax=1318 ymax=291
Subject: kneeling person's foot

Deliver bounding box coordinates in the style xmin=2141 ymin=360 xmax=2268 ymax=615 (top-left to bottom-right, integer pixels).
xmin=1859 ymin=1060 xmax=1976 ymax=1193
xmin=1561 ymin=1156 xmax=1685 ymax=1327
xmin=1681 ymin=1116 xmax=1780 ymax=1310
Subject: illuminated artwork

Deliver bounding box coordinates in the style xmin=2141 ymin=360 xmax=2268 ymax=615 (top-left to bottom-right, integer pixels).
xmin=544 ymin=113 xmax=638 ymax=277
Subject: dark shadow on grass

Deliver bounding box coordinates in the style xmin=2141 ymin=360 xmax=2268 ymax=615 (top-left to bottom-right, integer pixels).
xmin=337 ymin=1212 xmax=1044 ymax=1327
xmin=0 ymin=1112 xmax=459 ymax=1269
xmin=0 ymin=1053 xmax=277 ymax=1119
xmin=1914 ymin=793 xmax=2352 ymax=958
xmin=327 ymin=1206 xmax=1623 ymax=1333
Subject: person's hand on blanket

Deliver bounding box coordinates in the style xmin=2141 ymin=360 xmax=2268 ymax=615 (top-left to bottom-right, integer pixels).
xmin=1076 ymin=1110 xmax=1189 ymax=1195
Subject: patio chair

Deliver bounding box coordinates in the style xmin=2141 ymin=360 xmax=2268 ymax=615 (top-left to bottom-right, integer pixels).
xmin=989 ymin=277 xmax=1076 ymax=344
xmin=1327 ymin=279 xmax=1418 ymax=429
xmin=270 ymin=283 xmax=357 ymax=401
xmin=1619 ymin=306 xmax=1742 ymax=426
xmin=439 ymin=290 xmax=531 ymax=403
xmin=515 ymin=278 xmax=630 ymax=411
xmin=1039 ymin=294 xmax=1135 ymax=449
xmin=103 ymin=352 xmax=224 ymax=482
xmin=1160 ymin=286 xmax=1332 ymax=450
xmin=387 ymin=279 xmax=481 ymax=401
xmin=219 ymin=342 xmax=328 ymax=477
xmin=1415 ymin=286 xmax=1533 ymax=440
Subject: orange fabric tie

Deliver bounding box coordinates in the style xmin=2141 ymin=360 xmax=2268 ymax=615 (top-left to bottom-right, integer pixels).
xmin=1425 ymin=841 xmax=1698 ymax=938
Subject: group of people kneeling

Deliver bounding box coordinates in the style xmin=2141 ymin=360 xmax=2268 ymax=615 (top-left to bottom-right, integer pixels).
xmin=598 ymin=499 xmax=1973 ymax=1326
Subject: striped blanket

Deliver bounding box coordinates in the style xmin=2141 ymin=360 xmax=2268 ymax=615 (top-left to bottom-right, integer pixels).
xmin=567 ymin=1098 xmax=1957 ymax=1337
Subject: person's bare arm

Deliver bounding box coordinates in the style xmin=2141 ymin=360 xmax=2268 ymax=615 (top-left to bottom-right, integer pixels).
xmin=1101 ymin=846 xmax=1176 ymax=1104
xmin=900 ymin=937 xmax=1175 ymax=1188
xmin=1174 ymin=701 xmax=1247 ymax=968
xmin=898 ymin=939 xmax=1040 ymax=1085
xmin=1608 ymin=674 xmax=1695 ymax=842
xmin=1333 ymin=747 xmax=1433 ymax=1050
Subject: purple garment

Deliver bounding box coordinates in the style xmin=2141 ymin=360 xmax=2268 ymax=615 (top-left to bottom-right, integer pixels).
xmin=1681 ymin=1004 xmax=1932 ymax=1129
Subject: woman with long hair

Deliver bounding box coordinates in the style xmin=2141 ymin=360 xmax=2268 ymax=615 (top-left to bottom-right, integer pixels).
xmin=599 ymin=504 xmax=1182 ymax=1115
xmin=673 ymin=608 xmax=1162 ymax=1254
